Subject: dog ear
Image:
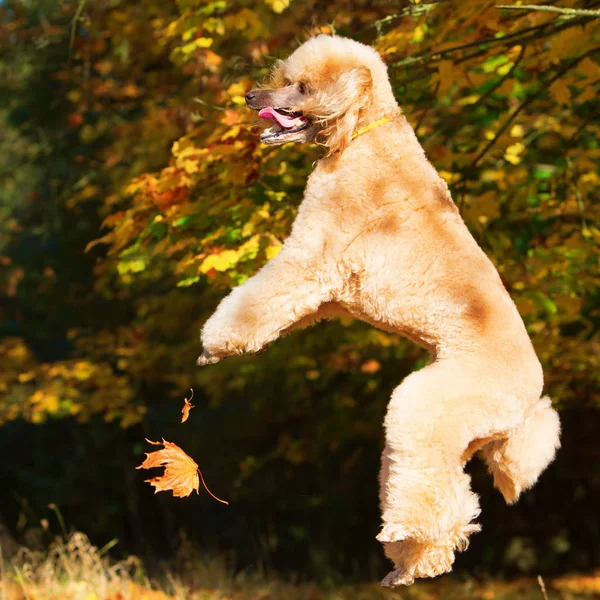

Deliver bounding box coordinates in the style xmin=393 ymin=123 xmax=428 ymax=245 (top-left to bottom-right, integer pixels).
xmin=319 ymin=65 xmax=373 ymax=156
xmin=268 ymin=59 xmax=286 ymax=88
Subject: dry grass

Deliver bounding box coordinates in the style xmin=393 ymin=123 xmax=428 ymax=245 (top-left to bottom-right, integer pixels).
xmin=0 ymin=531 xmax=163 ymax=600
xmin=1 ymin=531 xmax=599 ymax=600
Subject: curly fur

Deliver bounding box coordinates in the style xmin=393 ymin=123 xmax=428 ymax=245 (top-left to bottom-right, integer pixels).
xmin=198 ymin=35 xmax=561 ymax=586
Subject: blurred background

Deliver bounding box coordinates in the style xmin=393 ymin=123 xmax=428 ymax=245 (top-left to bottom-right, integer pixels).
xmin=0 ymin=0 xmax=599 ymax=598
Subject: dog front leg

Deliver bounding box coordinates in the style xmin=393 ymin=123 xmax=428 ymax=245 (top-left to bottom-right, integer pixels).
xmin=197 ymin=248 xmax=331 ymax=365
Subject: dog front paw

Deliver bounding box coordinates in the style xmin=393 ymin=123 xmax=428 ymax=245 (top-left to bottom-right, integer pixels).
xmin=199 ymin=321 xmax=239 ymax=363
xmin=380 ymin=568 xmax=414 ymax=587
xmin=196 ymin=350 xmax=222 ymax=367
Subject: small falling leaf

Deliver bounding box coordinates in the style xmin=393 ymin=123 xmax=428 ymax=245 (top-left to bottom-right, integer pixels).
xmin=181 ymin=388 xmax=195 ymax=423
xmin=137 ymin=439 xmax=228 ymax=504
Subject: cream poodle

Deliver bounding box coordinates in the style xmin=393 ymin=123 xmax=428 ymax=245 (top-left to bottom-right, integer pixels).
xmin=197 ymin=35 xmax=561 ymax=587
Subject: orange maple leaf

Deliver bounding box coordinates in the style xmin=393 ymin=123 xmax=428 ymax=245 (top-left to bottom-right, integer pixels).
xmin=136 ymin=439 xmax=228 ymax=504
xmin=181 ymin=388 xmax=195 ymax=423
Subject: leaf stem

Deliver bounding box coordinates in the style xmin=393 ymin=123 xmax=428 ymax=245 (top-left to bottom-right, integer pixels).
xmin=197 ymin=468 xmax=229 ymax=505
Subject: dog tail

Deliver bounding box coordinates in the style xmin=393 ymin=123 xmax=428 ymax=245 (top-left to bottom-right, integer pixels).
xmin=482 ymin=396 xmax=561 ymax=504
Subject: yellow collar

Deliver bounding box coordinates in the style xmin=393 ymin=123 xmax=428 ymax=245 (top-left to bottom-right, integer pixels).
xmin=352 ymin=117 xmax=391 ymax=140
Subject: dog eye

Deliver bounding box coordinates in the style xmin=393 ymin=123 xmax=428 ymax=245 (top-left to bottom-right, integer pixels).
xmin=298 ymin=82 xmax=307 ymax=94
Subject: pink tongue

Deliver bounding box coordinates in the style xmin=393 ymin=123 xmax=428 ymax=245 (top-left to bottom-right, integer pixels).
xmin=258 ymin=106 xmax=304 ymax=129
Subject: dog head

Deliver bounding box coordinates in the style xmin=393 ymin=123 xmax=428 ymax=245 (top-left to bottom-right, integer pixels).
xmin=245 ymin=35 xmax=398 ymax=156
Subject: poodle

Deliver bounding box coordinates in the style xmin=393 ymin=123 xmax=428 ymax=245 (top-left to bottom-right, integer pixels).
xmin=197 ymin=35 xmax=561 ymax=587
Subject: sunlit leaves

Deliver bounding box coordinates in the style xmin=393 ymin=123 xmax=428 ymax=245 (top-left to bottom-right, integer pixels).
xmin=80 ymin=1 xmax=600 ymax=413
xmin=549 ymin=79 xmax=572 ymax=105
xmin=504 ymin=142 xmax=526 ymax=165
xmin=265 ymin=0 xmax=294 ymax=15
xmin=199 ymin=250 xmax=239 ymax=274
xmin=0 ymin=337 xmax=144 ymax=426
xmin=373 ymin=2 xmax=600 ymax=410
xmin=2 ymin=0 xmax=600 ymax=442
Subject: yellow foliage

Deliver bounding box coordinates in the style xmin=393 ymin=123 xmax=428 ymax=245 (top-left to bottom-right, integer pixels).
xmin=227 ymin=81 xmax=250 ymax=98
xmin=412 ymin=24 xmax=428 ymax=43
xmin=241 ymin=221 xmax=255 ymax=237
xmin=73 ymin=361 xmax=95 ymax=381
xmin=457 ymin=95 xmax=479 ymax=106
xmin=7 ymin=340 xmax=32 ymax=363
xmin=17 ymin=371 xmax=35 ymax=383
xmin=181 ymin=37 xmax=213 ymax=54
xmin=496 ymin=60 xmax=514 ymax=77
xmin=199 ymin=250 xmax=240 ymax=273
xmin=577 ymin=85 xmax=596 ymax=103
xmin=549 ymin=79 xmax=572 ymax=105
xmin=504 ymin=142 xmax=526 ymax=165
xmin=224 ymin=8 xmax=265 ymax=37
xmin=439 ymin=170 xmax=460 ymax=184
xmin=264 ymin=0 xmax=293 ymax=14
xmin=222 ymin=125 xmax=241 ymax=140
xmin=5 ymin=0 xmax=600 ymax=440
xmin=547 ymin=26 xmax=588 ymax=63
xmin=463 ymin=191 xmax=500 ymax=229
xmin=237 ymin=234 xmax=261 ymax=261
xmin=510 ymin=125 xmax=524 ymax=138
xmin=578 ymin=57 xmax=600 ymax=82
xmin=265 ymin=244 xmax=282 ymax=260
xmin=437 ymin=60 xmax=455 ymax=95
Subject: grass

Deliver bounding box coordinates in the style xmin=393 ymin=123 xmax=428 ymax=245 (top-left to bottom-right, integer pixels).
xmin=1 ymin=531 xmax=599 ymax=600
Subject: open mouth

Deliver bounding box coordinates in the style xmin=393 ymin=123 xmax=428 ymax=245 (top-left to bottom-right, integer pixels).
xmin=258 ymin=106 xmax=311 ymax=141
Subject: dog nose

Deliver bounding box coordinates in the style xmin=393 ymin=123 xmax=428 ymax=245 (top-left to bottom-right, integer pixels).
xmin=245 ymin=91 xmax=256 ymax=103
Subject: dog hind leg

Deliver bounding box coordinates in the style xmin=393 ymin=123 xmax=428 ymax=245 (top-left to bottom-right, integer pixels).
xmin=378 ymin=361 xmax=486 ymax=586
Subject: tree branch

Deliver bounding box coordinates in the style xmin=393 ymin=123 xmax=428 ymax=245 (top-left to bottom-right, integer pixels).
xmin=472 ymin=48 xmax=599 ymax=167
xmin=471 ymin=44 xmax=526 ymax=108
xmin=391 ymin=14 xmax=585 ymax=86
xmin=69 ymin=0 xmax=88 ymax=62
xmin=414 ymin=81 xmax=440 ymax=134
xmin=419 ymin=45 xmax=526 ymax=147
xmin=496 ymin=4 xmax=600 ymax=18
xmin=369 ymin=0 xmax=449 ymax=34
xmin=391 ymin=14 xmax=591 ymax=68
